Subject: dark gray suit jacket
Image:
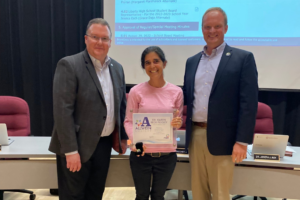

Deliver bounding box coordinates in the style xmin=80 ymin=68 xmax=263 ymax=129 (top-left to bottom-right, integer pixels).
xmin=49 ymin=49 xmax=128 ymax=163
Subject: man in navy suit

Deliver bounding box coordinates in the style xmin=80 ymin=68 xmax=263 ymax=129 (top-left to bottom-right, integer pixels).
xmin=183 ymin=7 xmax=258 ymax=199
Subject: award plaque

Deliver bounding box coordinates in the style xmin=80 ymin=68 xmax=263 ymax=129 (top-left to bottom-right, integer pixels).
xmin=133 ymin=113 xmax=173 ymax=145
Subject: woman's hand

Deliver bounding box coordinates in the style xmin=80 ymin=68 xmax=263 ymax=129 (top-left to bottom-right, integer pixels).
xmin=171 ymin=117 xmax=182 ymax=129
xmin=131 ymin=144 xmax=147 ymax=157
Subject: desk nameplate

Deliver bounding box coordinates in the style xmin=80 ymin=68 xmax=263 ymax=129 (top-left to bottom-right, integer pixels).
xmin=254 ymin=153 xmax=280 ymax=162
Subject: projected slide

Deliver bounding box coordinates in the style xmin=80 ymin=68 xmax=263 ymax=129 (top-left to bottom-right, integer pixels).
xmin=115 ymin=0 xmax=300 ymax=46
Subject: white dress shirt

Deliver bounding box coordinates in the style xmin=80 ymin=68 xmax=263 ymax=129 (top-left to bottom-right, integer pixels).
xmin=89 ymin=54 xmax=115 ymax=137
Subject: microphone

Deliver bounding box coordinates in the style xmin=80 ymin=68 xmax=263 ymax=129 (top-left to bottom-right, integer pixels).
xmin=135 ymin=142 xmax=143 ymax=155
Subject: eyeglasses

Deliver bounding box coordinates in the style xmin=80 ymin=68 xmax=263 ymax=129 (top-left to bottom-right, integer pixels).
xmin=86 ymin=34 xmax=110 ymax=43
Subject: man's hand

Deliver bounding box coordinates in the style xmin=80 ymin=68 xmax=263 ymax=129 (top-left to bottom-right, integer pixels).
xmin=231 ymin=143 xmax=247 ymax=163
xmin=66 ymin=153 xmax=81 ymax=172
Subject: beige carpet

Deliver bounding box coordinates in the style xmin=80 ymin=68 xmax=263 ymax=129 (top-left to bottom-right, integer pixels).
xmin=3 ymin=188 xmax=299 ymax=200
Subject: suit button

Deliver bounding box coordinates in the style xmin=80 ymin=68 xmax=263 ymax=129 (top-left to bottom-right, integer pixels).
xmin=103 ymin=116 xmax=106 ymax=120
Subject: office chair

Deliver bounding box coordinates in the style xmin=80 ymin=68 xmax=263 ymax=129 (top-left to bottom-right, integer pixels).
xmin=0 ymin=96 xmax=36 ymax=200
xmin=232 ymin=102 xmax=273 ymax=200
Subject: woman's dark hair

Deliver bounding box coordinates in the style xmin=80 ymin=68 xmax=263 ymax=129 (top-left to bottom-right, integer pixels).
xmin=141 ymin=46 xmax=166 ymax=69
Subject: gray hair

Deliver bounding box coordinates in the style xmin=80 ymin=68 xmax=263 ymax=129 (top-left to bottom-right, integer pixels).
xmin=86 ymin=18 xmax=112 ymax=38
xmin=202 ymin=7 xmax=228 ymax=27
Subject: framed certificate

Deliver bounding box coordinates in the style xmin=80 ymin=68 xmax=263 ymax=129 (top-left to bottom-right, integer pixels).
xmin=133 ymin=113 xmax=173 ymax=144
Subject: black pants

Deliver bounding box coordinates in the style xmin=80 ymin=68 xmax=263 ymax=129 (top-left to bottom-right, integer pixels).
xmin=130 ymin=152 xmax=177 ymax=200
xmin=56 ymin=135 xmax=112 ymax=200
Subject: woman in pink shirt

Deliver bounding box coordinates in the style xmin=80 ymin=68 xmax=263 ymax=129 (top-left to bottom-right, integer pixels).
xmin=124 ymin=46 xmax=183 ymax=200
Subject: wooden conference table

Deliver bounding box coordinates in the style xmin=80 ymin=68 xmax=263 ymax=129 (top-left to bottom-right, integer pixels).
xmin=0 ymin=137 xmax=300 ymax=199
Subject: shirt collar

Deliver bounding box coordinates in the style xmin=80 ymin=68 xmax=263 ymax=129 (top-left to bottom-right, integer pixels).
xmin=88 ymin=53 xmax=111 ymax=70
xmin=202 ymin=41 xmax=226 ymax=57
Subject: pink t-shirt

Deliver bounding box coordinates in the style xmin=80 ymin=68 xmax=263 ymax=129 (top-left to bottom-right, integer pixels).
xmin=124 ymin=82 xmax=183 ymax=153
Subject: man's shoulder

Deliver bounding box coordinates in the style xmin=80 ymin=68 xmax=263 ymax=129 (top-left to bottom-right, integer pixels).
xmin=227 ymin=45 xmax=253 ymax=56
xmin=187 ymin=51 xmax=202 ymax=61
xmin=58 ymin=50 xmax=86 ymax=65
xmin=109 ymin=57 xmax=125 ymax=74
xmin=110 ymin=57 xmax=122 ymax=67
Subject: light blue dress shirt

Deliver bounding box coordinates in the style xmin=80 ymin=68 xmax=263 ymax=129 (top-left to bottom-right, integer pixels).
xmin=192 ymin=42 xmax=247 ymax=146
xmin=192 ymin=42 xmax=226 ymax=122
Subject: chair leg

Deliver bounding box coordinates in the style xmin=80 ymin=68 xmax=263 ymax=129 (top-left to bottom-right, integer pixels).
xmin=183 ymin=190 xmax=189 ymax=200
xmin=0 ymin=190 xmax=4 ymax=200
xmin=178 ymin=190 xmax=184 ymax=200
xmin=50 ymin=189 xmax=59 ymax=195
xmin=232 ymin=195 xmax=246 ymax=200
xmin=1 ymin=190 xmax=36 ymax=200
xmin=254 ymin=197 xmax=258 ymax=200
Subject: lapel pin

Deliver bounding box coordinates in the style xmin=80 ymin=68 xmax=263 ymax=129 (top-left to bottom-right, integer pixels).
xmin=110 ymin=63 xmax=113 ymax=66
xmin=226 ymin=52 xmax=231 ymax=56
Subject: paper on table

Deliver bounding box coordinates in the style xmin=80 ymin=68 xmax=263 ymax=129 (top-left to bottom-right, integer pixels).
xmin=286 ymin=146 xmax=296 ymax=153
xmin=247 ymin=144 xmax=296 ymax=153
xmin=247 ymin=144 xmax=253 ymax=151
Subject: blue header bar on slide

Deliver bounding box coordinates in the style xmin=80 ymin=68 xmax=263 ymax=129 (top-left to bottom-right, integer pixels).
xmin=115 ymin=22 xmax=199 ymax=31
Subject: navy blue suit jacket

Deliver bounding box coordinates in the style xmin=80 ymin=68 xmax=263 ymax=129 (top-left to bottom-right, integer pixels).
xmin=183 ymin=44 xmax=258 ymax=155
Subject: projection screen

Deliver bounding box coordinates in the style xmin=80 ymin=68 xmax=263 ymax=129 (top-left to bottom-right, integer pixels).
xmin=104 ymin=0 xmax=300 ymax=90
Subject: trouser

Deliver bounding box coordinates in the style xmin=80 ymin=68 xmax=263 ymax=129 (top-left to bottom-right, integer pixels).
xmin=56 ymin=135 xmax=112 ymax=200
xmin=130 ymin=151 xmax=177 ymax=200
xmin=189 ymin=125 xmax=235 ymax=200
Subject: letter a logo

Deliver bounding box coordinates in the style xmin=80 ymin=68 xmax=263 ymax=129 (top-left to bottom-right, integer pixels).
xmin=141 ymin=117 xmax=151 ymax=127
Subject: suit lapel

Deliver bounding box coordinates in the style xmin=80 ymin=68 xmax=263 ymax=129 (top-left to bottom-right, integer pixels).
xmin=108 ymin=60 xmax=118 ymax=99
xmin=190 ymin=53 xmax=202 ymax=90
xmin=83 ymin=50 xmax=105 ymax=101
xmin=108 ymin=60 xmax=120 ymax=123
xmin=210 ymin=45 xmax=232 ymax=95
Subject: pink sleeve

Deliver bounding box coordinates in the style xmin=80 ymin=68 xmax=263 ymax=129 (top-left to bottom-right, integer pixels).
xmin=124 ymin=89 xmax=139 ymax=142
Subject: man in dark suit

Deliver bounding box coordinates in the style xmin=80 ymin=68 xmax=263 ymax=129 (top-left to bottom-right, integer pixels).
xmin=183 ymin=7 xmax=258 ymax=199
xmin=49 ymin=18 xmax=128 ymax=200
